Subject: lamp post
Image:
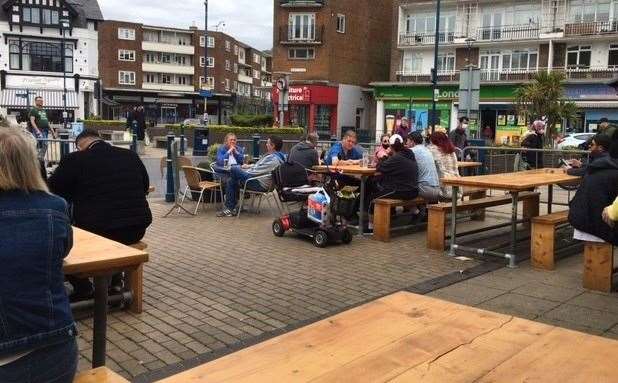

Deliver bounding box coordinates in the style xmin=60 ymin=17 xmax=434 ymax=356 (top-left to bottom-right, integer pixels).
xmin=61 ymin=18 xmax=70 ymax=133
xmin=465 ymin=37 xmax=476 ymax=122
xmin=430 ymin=0 xmax=441 ymax=134
xmin=203 ymin=0 xmax=209 ymax=126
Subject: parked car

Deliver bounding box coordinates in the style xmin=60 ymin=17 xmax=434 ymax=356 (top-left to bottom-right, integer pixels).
xmin=182 ymin=118 xmax=205 ymax=126
xmin=556 ymin=133 xmax=595 ymax=149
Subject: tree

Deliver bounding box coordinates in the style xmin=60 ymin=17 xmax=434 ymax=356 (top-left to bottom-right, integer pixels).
xmin=515 ymin=71 xmax=578 ymax=139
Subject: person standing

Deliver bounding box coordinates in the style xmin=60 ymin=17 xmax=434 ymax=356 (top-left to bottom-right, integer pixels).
xmin=521 ymin=119 xmax=545 ymax=169
xmin=29 ymin=96 xmax=55 ymax=158
xmin=396 ymin=116 xmax=411 ymax=138
xmin=0 ymin=129 xmax=77 ymax=383
xmin=49 ymin=129 xmax=152 ymax=300
xmin=289 ymin=132 xmax=319 ymax=169
xmin=449 ymin=117 xmax=469 ymax=159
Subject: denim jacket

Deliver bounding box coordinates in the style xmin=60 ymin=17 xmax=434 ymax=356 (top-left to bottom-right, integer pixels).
xmin=0 ymin=190 xmax=76 ymax=357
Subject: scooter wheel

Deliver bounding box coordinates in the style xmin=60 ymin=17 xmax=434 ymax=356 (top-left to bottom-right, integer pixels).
xmin=272 ymin=219 xmax=285 ymax=237
xmin=313 ymin=230 xmax=329 ymax=248
xmin=341 ymin=228 xmax=353 ymax=244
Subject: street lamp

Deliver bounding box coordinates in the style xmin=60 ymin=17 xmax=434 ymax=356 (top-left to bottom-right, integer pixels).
xmin=203 ymin=0 xmax=209 ymax=126
xmin=464 ymin=37 xmax=476 ymax=122
xmin=430 ymin=0 xmax=441 ymax=134
xmin=61 ymin=18 xmax=71 ymax=133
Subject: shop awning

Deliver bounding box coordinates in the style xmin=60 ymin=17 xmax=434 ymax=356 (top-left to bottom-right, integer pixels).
xmin=574 ymin=101 xmax=618 ymax=109
xmin=101 ymin=96 xmax=119 ymax=106
xmin=0 ymin=89 xmax=78 ymax=109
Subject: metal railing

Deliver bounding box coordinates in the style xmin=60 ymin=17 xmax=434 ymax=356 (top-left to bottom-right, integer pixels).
xmin=559 ymin=66 xmax=618 ymax=80
xmin=564 ymin=20 xmax=618 ymax=36
xmin=395 ymin=70 xmax=459 ymax=82
xmin=279 ymin=0 xmax=325 ymax=6
xmin=280 ymin=25 xmax=324 ymax=44
xmin=477 ymin=24 xmax=541 ymax=41
xmin=398 ymin=31 xmax=455 ymax=46
xmin=480 ymin=68 xmax=540 ymax=82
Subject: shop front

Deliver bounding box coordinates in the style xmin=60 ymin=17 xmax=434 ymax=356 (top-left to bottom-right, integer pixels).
xmin=565 ymin=84 xmax=618 ymax=133
xmin=273 ymin=84 xmax=338 ymax=138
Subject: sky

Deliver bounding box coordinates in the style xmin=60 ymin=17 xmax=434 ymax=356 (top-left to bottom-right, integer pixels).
xmin=98 ymin=0 xmax=273 ymax=50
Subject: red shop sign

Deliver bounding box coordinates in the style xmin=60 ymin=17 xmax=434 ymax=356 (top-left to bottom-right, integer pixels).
xmin=274 ymin=86 xmax=311 ymax=103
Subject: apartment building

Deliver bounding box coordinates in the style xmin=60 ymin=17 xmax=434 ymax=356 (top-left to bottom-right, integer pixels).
xmin=272 ymin=0 xmax=393 ymax=140
xmin=0 ymin=0 xmax=102 ymax=122
xmin=372 ymin=0 xmax=618 ymax=143
xmin=98 ymin=21 xmax=272 ymax=124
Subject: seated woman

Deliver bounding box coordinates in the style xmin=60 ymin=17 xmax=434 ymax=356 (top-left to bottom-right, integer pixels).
xmin=374 ymin=133 xmax=390 ymax=163
xmin=370 ymin=134 xmax=419 ymax=204
xmin=427 ymin=131 xmax=460 ymax=199
xmin=0 ymin=129 xmax=77 ymax=383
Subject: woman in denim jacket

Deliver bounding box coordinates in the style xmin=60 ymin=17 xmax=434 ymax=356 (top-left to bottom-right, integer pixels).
xmin=0 ymin=129 xmax=77 ymax=382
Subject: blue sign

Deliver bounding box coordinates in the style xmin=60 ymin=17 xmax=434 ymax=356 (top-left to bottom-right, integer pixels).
xmin=199 ymin=90 xmax=212 ymax=98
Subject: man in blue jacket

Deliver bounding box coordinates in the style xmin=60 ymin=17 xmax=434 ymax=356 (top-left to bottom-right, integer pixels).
xmin=325 ymin=130 xmax=363 ymax=165
xmin=217 ymin=136 xmax=285 ymax=217
xmin=216 ymin=133 xmax=245 ymax=168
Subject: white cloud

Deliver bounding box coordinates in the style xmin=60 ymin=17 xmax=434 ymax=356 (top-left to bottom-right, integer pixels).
xmin=98 ymin=0 xmax=273 ymax=50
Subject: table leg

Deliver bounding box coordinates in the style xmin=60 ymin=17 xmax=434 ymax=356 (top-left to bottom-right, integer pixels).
xmin=358 ymin=175 xmax=367 ymax=236
xmin=92 ymin=275 xmax=109 ymax=368
xmin=508 ymin=191 xmax=519 ymax=268
xmin=547 ymin=184 xmax=553 ymax=214
xmin=448 ymin=186 xmax=459 ymax=257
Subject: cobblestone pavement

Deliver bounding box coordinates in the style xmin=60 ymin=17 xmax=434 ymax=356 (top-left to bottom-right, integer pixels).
xmin=76 ymin=199 xmax=482 ymax=380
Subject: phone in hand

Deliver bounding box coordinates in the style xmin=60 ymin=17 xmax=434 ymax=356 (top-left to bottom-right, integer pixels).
xmin=559 ymin=158 xmax=571 ymax=168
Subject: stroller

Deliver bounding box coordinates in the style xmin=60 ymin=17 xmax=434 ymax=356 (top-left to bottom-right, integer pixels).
xmin=271 ymin=161 xmax=358 ymax=248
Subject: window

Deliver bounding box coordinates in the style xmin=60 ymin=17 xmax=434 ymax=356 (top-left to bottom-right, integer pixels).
xmin=207 ymin=57 xmax=214 ymax=67
xmin=8 ymin=39 xmax=73 ymax=73
xmin=199 ymin=56 xmax=205 ymax=67
xmin=288 ymin=48 xmax=315 ymax=59
xmin=178 ymin=76 xmax=189 ymax=85
xmin=569 ymin=0 xmax=612 ymax=23
xmin=225 ymin=40 xmax=231 ymax=51
xmin=207 ymin=36 xmax=215 ymax=48
xmin=225 ymin=59 xmax=231 ymax=71
xmin=238 ymin=49 xmax=246 ymax=62
xmin=253 ymin=70 xmax=261 ymax=79
xmin=118 ymin=49 xmax=135 ymax=61
xmin=336 ymin=14 xmax=346 ymax=33
xmin=501 ymin=49 xmax=538 ymax=71
xmin=144 ymin=73 xmax=156 ymax=83
xmin=161 ymin=74 xmax=172 ymax=84
xmin=225 ymin=78 xmax=230 ymax=91
xmin=254 ymin=88 xmax=261 ymax=97
xmin=253 ymin=53 xmax=261 ymax=64
xmin=41 ymin=9 xmax=59 ymax=25
xmin=145 ymin=53 xmax=156 ymax=63
xmin=402 ymin=52 xmax=423 ymax=73
xmin=119 ymin=71 xmax=135 ymax=85
xmin=234 ymin=44 xmax=239 ymax=55
xmin=161 ymin=53 xmax=171 ymax=64
xmin=199 ymin=36 xmax=205 ymax=47
xmin=289 ymin=13 xmax=316 ymax=40
xmin=567 ymin=45 xmax=592 ymax=69
xmin=437 ymin=53 xmax=455 ymax=73
xmin=199 ymin=76 xmax=214 ymax=88
xmin=22 ymin=7 xmax=40 ymax=24
xmin=609 ymin=44 xmax=618 ymax=68
xmin=118 ymin=28 xmax=136 ymax=40
xmin=234 ymin=63 xmax=238 ymax=73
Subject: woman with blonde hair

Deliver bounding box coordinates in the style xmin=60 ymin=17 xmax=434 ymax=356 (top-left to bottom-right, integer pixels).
xmin=0 ymin=129 xmax=77 ymax=383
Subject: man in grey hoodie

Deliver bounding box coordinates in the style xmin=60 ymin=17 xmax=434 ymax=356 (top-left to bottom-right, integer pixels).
xmin=288 ymin=132 xmax=319 ymax=169
xmin=217 ymin=136 xmax=285 ymax=217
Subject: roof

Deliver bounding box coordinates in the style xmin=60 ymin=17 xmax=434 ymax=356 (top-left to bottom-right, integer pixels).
xmin=0 ymin=0 xmax=103 ymax=27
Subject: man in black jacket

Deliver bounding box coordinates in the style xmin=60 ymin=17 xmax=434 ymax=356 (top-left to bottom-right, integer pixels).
xmin=288 ymin=132 xmax=319 ymax=169
xmin=49 ymin=129 xmax=152 ymax=299
xmin=372 ymin=134 xmax=419 ymax=203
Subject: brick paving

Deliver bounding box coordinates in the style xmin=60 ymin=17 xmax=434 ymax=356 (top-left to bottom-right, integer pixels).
xmin=75 ymin=199 xmax=482 ymax=380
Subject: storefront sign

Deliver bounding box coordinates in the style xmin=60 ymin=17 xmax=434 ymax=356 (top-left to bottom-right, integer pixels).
xmin=288 ymin=86 xmax=311 ymax=102
xmin=375 ymin=84 xmax=519 ymax=101
xmin=565 ymin=84 xmax=618 ymax=100
xmin=6 ymin=75 xmax=64 ymax=90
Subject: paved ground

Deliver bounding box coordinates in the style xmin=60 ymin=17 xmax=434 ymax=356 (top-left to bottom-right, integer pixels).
xmin=72 ymin=151 xmax=618 ymax=381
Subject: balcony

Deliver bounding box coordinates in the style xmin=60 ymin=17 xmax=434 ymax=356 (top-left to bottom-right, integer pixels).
xmin=395 ymin=71 xmax=459 ymax=83
xmin=142 ymin=41 xmax=194 ymax=55
xmin=142 ymin=63 xmax=194 ymax=75
xmin=560 ymin=66 xmax=618 ymax=81
xmin=279 ymin=25 xmax=324 ymax=45
xmin=480 ymin=68 xmax=541 ymax=82
xmin=142 ymin=83 xmax=194 ymax=92
xmin=476 ymin=24 xmax=540 ymax=42
xmin=398 ymin=32 xmax=454 ymax=47
xmin=238 ymin=73 xmax=253 ymax=84
xmin=564 ymin=21 xmax=618 ymax=36
xmin=279 ymin=0 xmax=324 ymax=7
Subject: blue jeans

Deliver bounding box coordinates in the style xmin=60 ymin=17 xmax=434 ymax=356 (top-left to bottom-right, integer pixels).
xmin=37 ymin=129 xmax=49 ymax=159
xmin=225 ymin=166 xmax=266 ymax=210
xmin=0 ymin=337 xmax=78 ymax=383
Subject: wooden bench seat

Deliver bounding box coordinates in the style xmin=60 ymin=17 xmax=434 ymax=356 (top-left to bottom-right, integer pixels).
xmin=427 ymin=191 xmax=540 ymax=251
xmin=74 ymin=367 xmax=129 ymax=383
xmin=583 ymin=242 xmax=616 ymax=292
xmin=373 ymin=197 xmax=425 ymax=242
xmin=531 ymin=210 xmax=570 ymax=270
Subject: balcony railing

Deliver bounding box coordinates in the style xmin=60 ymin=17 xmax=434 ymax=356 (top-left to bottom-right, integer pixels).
xmin=564 ymin=21 xmax=618 ymax=36
xmin=480 ymin=68 xmax=541 ymax=82
xmin=279 ymin=25 xmax=324 ymax=45
xmin=395 ymin=70 xmax=459 ymax=83
xmin=559 ymin=66 xmax=618 ymax=80
xmin=398 ymin=31 xmax=455 ymax=46
xmin=476 ymin=24 xmax=540 ymax=41
xmin=279 ymin=0 xmax=324 ymax=6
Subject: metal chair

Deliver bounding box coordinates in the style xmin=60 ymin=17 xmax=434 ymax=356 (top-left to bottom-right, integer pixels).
xmin=236 ymin=174 xmax=276 ymax=218
xmin=179 ymin=166 xmax=223 ymax=215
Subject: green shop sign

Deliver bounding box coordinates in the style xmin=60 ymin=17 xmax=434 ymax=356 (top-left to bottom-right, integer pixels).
xmin=375 ymin=84 xmax=521 ymax=101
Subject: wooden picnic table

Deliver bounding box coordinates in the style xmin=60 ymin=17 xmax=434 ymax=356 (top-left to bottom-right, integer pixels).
xmin=457 ymin=161 xmax=483 ymax=169
xmin=440 ymin=169 xmax=580 ymax=265
xmin=157 ymin=292 xmax=618 ymax=383
xmin=65 ymin=227 xmax=149 ymax=368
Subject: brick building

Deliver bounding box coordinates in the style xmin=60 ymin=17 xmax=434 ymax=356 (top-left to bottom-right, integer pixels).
xmin=98 ymin=21 xmax=272 ymax=125
xmin=272 ymin=0 xmax=394 ymax=140
xmin=372 ymin=0 xmax=618 ymax=143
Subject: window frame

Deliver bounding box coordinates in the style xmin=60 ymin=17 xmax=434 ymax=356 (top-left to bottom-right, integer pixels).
xmin=288 ymin=47 xmax=315 ymax=60
xmin=118 ymin=49 xmax=136 ymax=62
xmin=118 ymin=71 xmax=136 ymax=85
xmin=207 ymin=36 xmax=215 ymax=48
xmin=336 ymin=14 xmax=346 ymax=33
xmin=609 ymin=43 xmax=618 ymax=68
xmin=566 ymin=45 xmax=592 ymax=69
xmin=118 ymin=27 xmax=136 ymax=41
xmin=288 ymin=13 xmax=316 ymax=41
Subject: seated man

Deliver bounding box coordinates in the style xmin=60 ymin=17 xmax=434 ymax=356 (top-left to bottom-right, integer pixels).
xmin=217 ymin=136 xmax=285 ymax=217
xmin=406 ymin=131 xmax=440 ymax=203
xmin=565 ymin=133 xmax=610 ymax=177
xmin=216 ymin=132 xmax=245 ymax=168
xmin=289 ymin=132 xmax=319 ymax=169
xmin=49 ymin=129 xmax=152 ymax=300
xmin=372 ymin=134 xmax=418 ymax=202
xmin=324 ymin=130 xmax=363 ymax=165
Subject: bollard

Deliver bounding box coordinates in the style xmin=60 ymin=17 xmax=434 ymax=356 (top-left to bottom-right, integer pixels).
xmin=165 ymin=134 xmax=175 ymax=203
xmin=252 ymin=134 xmax=260 ymax=161
xmin=59 ymin=132 xmax=70 ymax=158
xmin=179 ymin=123 xmax=186 ymax=156
xmin=131 ymin=120 xmax=138 ymax=153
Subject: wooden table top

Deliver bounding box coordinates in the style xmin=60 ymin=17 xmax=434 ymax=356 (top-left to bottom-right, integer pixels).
xmin=313 ymin=165 xmax=377 ymax=176
xmin=157 ymin=292 xmax=618 ymax=383
xmin=441 ymin=168 xmax=580 ymax=191
xmin=63 ymin=228 xmax=149 ymax=275
xmin=457 ymin=161 xmax=483 ymax=168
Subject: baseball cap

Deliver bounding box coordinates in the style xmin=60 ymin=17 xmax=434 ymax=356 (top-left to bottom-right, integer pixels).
xmin=389 ymin=134 xmax=403 ymax=145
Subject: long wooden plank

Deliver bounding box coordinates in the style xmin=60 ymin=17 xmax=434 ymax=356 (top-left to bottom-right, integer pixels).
xmin=441 ymin=168 xmax=580 ymax=191
xmin=312 ymin=165 xmax=377 ymax=176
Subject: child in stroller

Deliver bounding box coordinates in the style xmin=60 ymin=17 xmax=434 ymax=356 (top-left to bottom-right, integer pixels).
xmin=271 ymin=160 xmax=358 ymax=247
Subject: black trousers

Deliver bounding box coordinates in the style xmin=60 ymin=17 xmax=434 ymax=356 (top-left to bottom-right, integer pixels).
xmin=67 ymin=226 xmax=146 ymax=297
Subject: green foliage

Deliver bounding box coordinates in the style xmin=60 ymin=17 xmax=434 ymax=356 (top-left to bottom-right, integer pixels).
xmin=207 ymin=143 xmax=221 ymax=161
xmin=84 ymin=120 xmax=126 ymax=128
xmin=515 ymin=71 xmax=578 ymax=137
xmin=230 ymin=114 xmax=274 ymax=127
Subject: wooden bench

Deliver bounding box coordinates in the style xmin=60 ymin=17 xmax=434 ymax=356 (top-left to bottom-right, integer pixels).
xmin=74 ymin=367 xmax=129 ymax=383
xmin=531 ymin=210 xmax=570 ymax=270
xmin=427 ymin=191 xmax=540 ymax=251
xmin=373 ymin=197 xmax=425 ymax=242
xmin=583 ymin=242 xmax=616 ymax=292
